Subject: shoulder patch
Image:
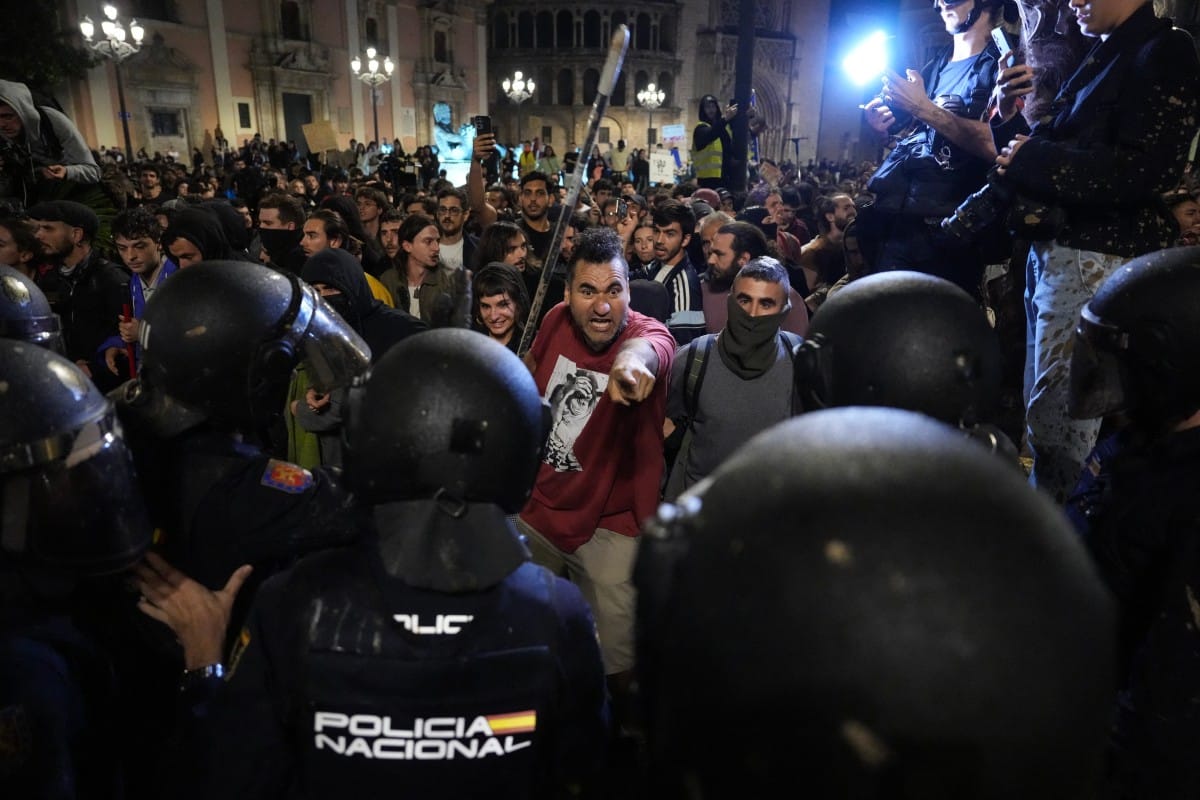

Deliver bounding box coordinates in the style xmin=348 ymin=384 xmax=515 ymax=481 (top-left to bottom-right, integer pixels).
xmin=226 ymin=627 xmax=252 ymax=679
xmin=261 ymin=459 xmax=314 ymax=494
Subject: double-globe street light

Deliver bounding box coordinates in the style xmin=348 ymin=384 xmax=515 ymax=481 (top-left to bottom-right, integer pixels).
xmin=80 ymin=4 xmax=144 ymax=161
xmin=637 ymin=83 xmax=665 ymax=146
xmin=501 ymin=71 xmax=535 ymax=143
xmin=351 ymin=46 xmax=395 ymax=147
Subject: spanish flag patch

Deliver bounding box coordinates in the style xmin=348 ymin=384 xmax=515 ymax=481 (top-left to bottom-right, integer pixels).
xmin=261 ymin=459 xmax=314 ymax=494
xmin=485 ymin=710 xmax=537 ymax=735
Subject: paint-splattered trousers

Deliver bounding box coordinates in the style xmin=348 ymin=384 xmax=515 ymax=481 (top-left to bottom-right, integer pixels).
xmin=1025 ymin=240 xmax=1129 ymax=504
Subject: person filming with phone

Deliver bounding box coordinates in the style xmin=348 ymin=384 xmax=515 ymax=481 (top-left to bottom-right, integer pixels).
xmin=858 ymin=0 xmax=1014 ymax=296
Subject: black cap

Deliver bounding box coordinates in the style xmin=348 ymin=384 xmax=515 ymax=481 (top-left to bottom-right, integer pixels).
xmin=26 ymin=200 xmax=99 ymax=241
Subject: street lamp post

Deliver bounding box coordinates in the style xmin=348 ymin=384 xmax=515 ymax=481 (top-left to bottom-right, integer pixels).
xmin=351 ymin=46 xmax=395 ymax=147
xmin=501 ymin=71 xmax=535 ymax=143
xmin=637 ymin=83 xmax=665 ymax=146
xmin=80 ymin=4 xmax=144 ymax=161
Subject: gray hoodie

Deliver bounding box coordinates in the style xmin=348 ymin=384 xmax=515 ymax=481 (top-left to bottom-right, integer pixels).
xmin=0 ymin=80 xmax=101 ymax=197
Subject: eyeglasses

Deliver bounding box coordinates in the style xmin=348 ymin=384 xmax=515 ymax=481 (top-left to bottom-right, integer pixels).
xmin=437 ymin=207 xmax=464 ymax=216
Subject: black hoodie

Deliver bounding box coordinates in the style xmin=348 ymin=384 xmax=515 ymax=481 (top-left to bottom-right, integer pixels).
xmin=162 ymin=208 xmax=239 ymax=262
xmin=300 ymin=248 xmax=426 ymax=361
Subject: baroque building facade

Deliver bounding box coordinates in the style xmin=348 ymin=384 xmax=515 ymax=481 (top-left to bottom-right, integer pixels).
xmin=486 ymin=0 xmax=831 ymax=165
xmin=58 ymin=0 xmax=837 ymax=166
xmin=60 ymin=0 xmax=491 ymax=158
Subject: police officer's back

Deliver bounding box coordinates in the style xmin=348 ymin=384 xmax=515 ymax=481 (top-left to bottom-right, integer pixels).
xmin=202 ymin=329 xmax=609 ymax=798
xmin=637 ymin=407 xmax=1114 ymax=798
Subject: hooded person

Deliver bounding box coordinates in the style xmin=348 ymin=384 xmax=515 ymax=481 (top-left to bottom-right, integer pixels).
xmin=692 ymin=94 xmax=738 ymax=190
xmin=0 ymin=80 xmax=101 ymax=207
xmin=289 ymin=248 xmax=427 ymax=467
xmin=161 ymin=207 xmax=243 ymax=267
xmin=300 ymin=247 xmax=426 ymax=361
xmin=200 ymin=199 xmax=252 ymax=254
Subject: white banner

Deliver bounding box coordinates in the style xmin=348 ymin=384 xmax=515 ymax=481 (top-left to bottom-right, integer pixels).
xmin=649 ymin=152 xmax=675 ymax=184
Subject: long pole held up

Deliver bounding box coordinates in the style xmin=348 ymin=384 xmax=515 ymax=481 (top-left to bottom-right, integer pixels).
xmin=518 ymin=25 xmax=630 ymax=358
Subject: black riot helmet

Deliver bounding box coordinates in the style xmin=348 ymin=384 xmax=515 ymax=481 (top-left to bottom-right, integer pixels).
xmin=0 ymin=264 xmax=64 ymax=353
xmin=134 ymin=260 xmax=370 ymax=432
xmin=0 ymin=340 xmax=150 ymax=573
xmin=795 ymin=271 xmax=1001 ymax=427
xmin=636 ymin=407 xmax=1114 ymax=798
xmin=343 ymin=328 xmax=548 ymax=512
xmin=1069 ymin=246 xmax=1200 ymax=430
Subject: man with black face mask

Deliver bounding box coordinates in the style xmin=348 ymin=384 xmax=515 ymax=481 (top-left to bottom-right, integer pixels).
xmin=665 ymin=257 xmax=801 ymax=499
xmin=701 ymin=221 xmax=808 ymax=335
xmin=256 ymin=192 xmax=308 ymax=273
xmin=290 ymin=248 xmax=426 ymax=467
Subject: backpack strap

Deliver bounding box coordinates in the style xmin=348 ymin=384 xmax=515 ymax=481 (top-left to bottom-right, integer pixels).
xmin=779 ymin=331 xmax=804 ymax=416
xmin=683 ymin=335 xmax=715 ymax=422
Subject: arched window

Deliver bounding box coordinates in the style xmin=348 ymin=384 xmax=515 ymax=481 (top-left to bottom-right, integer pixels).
xmin=557 ymin=69 xmax=574 ymax=105
xmin=365 ymin=17 xmax=378 ymax=46
xmin=583 ymin=68 xmax=599 ymax=104
xmin=434 ymin=30 xmax=448 ymax=62
xmin=634 ymin=70 xmax=649 ymax=96
xmin=280 ymin=1 xmax=305 ymax=40
xmin=657 ymin=72 xmax=673 ymax=106
xmin=517 ymin=11 xmax=534 ymax=48
xmin=583 ymin=11 xmax=601 ymax=47
xmin=611 ymin=11 xmax=627 ymax=33
xmin=536 ymin=11 xmax=553 ymax=48
xmin=492 ymin=11 xmax=509 ymax=48
xmin=538 ymin=67 xmax=553 ymax=105
xmin=611 ymin=73 xmax=626 ymax=106
xmin=659 ymin=12 xmax=676 ymax=52
xmin=556 ymin=10 xmax=574 ymax=48
xmin=635 ymin=13 xmax=651 ymax=50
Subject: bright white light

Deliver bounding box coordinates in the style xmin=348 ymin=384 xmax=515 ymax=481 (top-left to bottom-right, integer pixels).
xmin=384 ymin=57 xmax=394 ymax=75
xmin=350 ymin=56 xmax=361 ymax=74
xmin=103 ymin=4 xmax=118 ymax=20
xmin=366 ymin=46 xmax=376 ymax=59
xmin=842 ymin=30 xmax=889 ymax=87
xmin=130 ymin=19 xmax=144 ymax=42
xmin=80 ymin=16 xmax=95 ymax=39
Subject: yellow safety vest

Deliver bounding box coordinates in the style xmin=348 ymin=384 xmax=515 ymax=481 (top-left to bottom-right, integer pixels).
xmin=694 ymin=123 xmax=723 ymax=180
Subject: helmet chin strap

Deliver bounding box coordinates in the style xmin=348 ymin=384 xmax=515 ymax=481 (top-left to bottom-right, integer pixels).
xmin=954 ymin=4 xmax=985 ymax=34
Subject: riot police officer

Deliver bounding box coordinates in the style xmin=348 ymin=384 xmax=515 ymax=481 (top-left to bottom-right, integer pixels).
xmin=1067 ymin=246 xmax=1200 ymax=798
xmin=115 ymin=259 xmax=370 ymax=591
xmin=0 ymin=339 xmax=152 ymax=794
xmin=793 ymin=270 xmax=1015 ymax=459
xmin=201 ymin=329 xmax=609 ymax=798
xmin=637 ymin=407 xmax=1115 ymax=797
xmin=0 ymin=262 xmax=64 ymax=351
xmin=109 ymin=259 xmax=371 ymax=798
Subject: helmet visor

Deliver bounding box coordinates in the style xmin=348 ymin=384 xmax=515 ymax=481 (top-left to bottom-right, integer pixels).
xmin=0 ymin=408 xmax=151 ymax=573
xmin=0 ymin=313 xmax=66 ymax=354
xmin=292 ymin=284 xmax=372 ymax=393
xmin=1068 ymin=308 xmax=1128 ymax=420
xmin=794 ymin=335 xmax=834 ymax=412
